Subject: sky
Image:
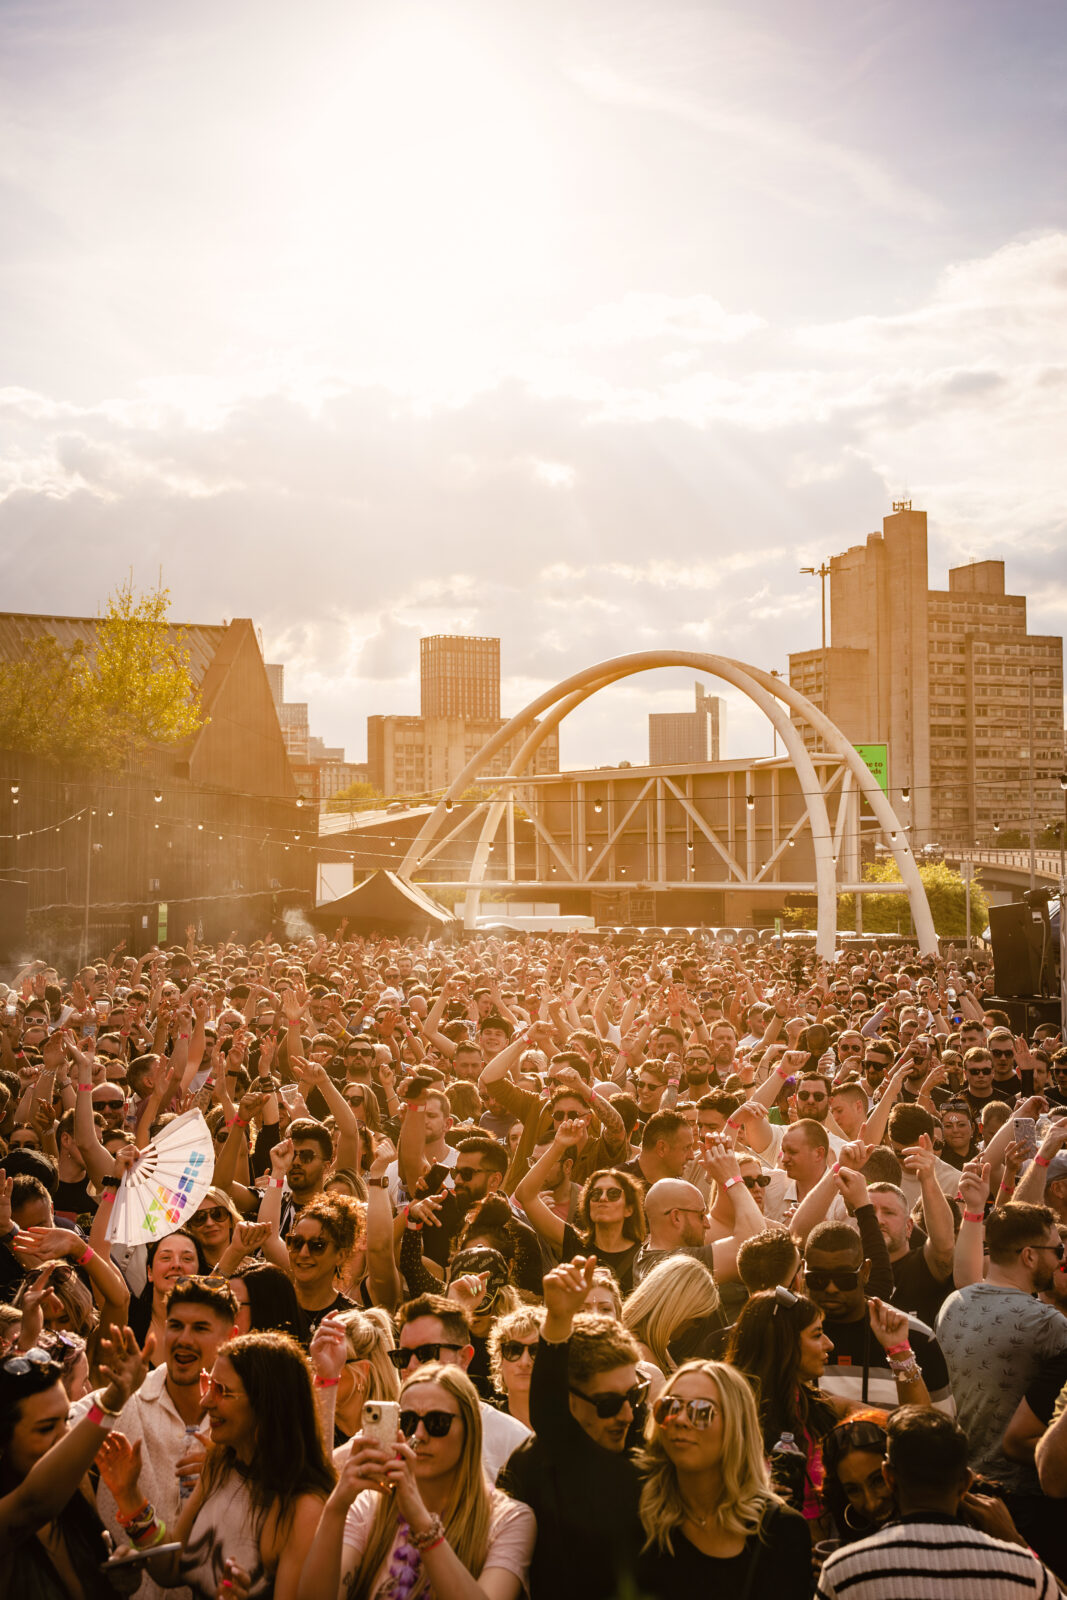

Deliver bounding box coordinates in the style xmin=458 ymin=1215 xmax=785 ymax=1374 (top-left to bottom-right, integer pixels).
xmin=1 ymin=0 xmax=1065 ymax=775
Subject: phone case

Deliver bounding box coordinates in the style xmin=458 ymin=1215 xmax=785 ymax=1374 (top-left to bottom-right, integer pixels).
xmin=362 ymin=1399 xmax=400 ymax=1447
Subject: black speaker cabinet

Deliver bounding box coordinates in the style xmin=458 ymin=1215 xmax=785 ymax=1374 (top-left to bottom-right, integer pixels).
xmin=988 ymin=901 xmax=1049 ymax=997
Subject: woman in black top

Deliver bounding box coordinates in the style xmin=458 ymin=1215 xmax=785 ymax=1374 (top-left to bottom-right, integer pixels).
xmin=516 ymin=1117 xmax=647 ymax=1292
xmin=635 ymin=1359 xmax=812 ymax=1600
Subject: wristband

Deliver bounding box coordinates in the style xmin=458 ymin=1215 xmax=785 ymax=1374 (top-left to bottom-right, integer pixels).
xmin=775 ymin=1063 xmax=789 ymax=1080
xmin=179 ymin=1033 xmax=190 ymax=1040
xmin=77 ymin=1084 xmax=94 ymax=1092
xmin=962 ymin=1210 xmax=984 ymax=1224
xmin=74 ymin=1244 xmax=95 ymax=1267
xmin=87 ymin=1400 xmax=121 ymax=1430
xmin=1035 ymin=1155 xmax=1051 ymax=1168
xmin=226 ymin=1116 xmax=249 ymax=1129
xmin=116 ymin=1499 xmax=151 ymax=1528
xmin=885 ymin=1341 xmax=912 ymax=1357
xmin=101 ymin=1176 xmax=120 ymax=1189
xmin=723 ymin=1175 xmax=744 ymax=1190
xmin=266 ymin=1176 xmax=284 ymax=1188
xmin=313 ymin=1375 xmax=340 ymax=1387
xmin=726 ymin=1118 xmax=742 ymax=1131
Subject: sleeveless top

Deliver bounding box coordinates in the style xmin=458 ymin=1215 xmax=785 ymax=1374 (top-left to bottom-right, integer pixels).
xmin=179 ymin=1473 xmax=270 ymax=1600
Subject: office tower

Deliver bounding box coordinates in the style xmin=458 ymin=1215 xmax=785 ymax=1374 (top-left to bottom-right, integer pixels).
xmin=649 ymin=683 xmax=725 ymax=765
xmin=420 ymin=635 xmax=500 ymax=721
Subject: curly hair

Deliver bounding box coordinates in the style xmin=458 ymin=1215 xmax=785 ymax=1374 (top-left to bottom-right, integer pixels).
xmin=487 ymin=1303 xmax=545 ymax=1395
xmin=293 ymin=1193 xmax=361 ymax=1259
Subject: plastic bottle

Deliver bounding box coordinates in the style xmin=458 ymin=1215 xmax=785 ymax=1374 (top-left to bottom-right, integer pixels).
xmin=769 ymin=1430 xmax=807 ymax=1506
xmin=178 ymin=1423 xmax=201 ymax=1501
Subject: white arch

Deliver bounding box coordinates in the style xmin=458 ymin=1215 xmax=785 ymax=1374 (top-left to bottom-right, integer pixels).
xmin=399 ymin=651 xmax=936 ymax=956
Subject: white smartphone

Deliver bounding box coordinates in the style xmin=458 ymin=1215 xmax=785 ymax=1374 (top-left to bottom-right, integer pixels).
xmin=102 ymin=1543 xmax=182 ymax=1571
xmin=361 ymin=1399 xmax=400 ymax=1448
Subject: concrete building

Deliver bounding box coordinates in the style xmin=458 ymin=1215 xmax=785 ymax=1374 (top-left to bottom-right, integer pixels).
xmin=266 ymin=665 xmax=368 ymax=803
xmin=788 ymin=504 xmax=1065 ymax=845
xmin=649 ymin=683 xmax=725 ymax=765
xmin=367 ymin=634 xmax=559 ymax=796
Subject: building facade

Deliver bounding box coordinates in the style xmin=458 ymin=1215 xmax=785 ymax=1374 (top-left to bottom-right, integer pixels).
xmin=649 ymin=683 xmax=725 ymax=765
xmin=788 ymin=505 xmax=1065 ymax=845
xmin=420 ymin=635 xmax=500 ymax=721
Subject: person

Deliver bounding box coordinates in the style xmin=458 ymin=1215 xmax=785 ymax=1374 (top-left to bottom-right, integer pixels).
xmin=938 ymin=1099 xmax=980 ymax=1170
xmin=184 ymin=1186 xmax=240 ymax=1270
xmin=622 ymin=1255 xmax=728 ymax=1372
xmin=621 ymin=1111 xmax=696 ymax=1188
xmin=284 ymin=1194 xmax=360 ymax=1342
xmin=867 ymin=1171 xmax=955 ymax=1326
xmin=103 ymin=1329 xmax=334 ymax=1600
xmin=230 ymin=1260 xmax=303 ymax=1338
xmin=727 ymin=1285 xmax=845 ymax=1515
xmin=803 ymin=1220 xmax=950 ymax=1411
xmin=0 ymin=1324 xmax=146 ymax=1597
xmin=766 ymin=1121 xmax=831 ymax=1225
xmin=299 ymin=1361 xmax=535 ymax=1600
xmin=937 ymin=1200 xmax=1067 ymax=1564
xmin=83 ymin=1275 xmax=238 ymax=1599
xmin=820 ymin=1410 xmax=893 ymax=1544
xmin=634 ymin=1359 xmax=811 ymax=1600
xmin=329 ymin=1307 xmax=399 ymax=1442
xmin=129 ymin=1229 xmax=204 ymax=1352
xmin=817 ymin=1407 xmax=1058 ymax=1600
xmin=630 ymin=1136 xmax=765 ymax=1286
xmin=499 ymin=1256 xmax=646 ymax=1600
xmin=516 ymin=1130 xmax=647 ymax=1292
xmin=486 ymin=1304 xmax=544 ymax=1430
xmin=389 ymin=1293 xmax=530 ymax=1483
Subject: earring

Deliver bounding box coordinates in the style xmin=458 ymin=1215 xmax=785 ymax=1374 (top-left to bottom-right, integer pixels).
xmin=843 ymin=1504 xmax=867 ymax=1530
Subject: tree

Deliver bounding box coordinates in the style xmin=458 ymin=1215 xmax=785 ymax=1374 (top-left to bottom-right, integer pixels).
xmin=837 ymin=858 xmax=989 ymax=937
xmin=327 ymin=781 xmax=384 ymax=813
xmin=0 ymin=580 xmax=204 ymax=770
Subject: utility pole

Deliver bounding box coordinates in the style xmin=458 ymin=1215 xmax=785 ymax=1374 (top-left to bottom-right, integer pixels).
xmin=800 ymin=562 xmax=832 ymax=721
xmin=1028 ymin=667 xmax=1036 ymax=893
xmin=80 ymin=805 xmax=93 ymax=968
xmin=1059 ymin=772 xmax=1066 ymax=1038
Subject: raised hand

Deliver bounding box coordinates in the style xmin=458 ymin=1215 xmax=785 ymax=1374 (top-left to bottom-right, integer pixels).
xmin=270 ymin=1137 xmax=295 ymax=1177
xmin=958 ymin=1160 xmax=991 ymax=1213
xmin=97 ymin=1326 xmax=147 ymax=1413
xmin=309 ymin=1310 xmax=348 ymax=1383
xmin=542 ymin=1255 xmax=597 ymax=1324
xmin=868 ymin=1295 xmax=910 ymax=1352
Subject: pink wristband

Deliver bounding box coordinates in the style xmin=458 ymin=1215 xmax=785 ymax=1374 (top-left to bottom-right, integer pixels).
xmin=1035 ymin=1155 xmax=1051 ymax=1168
xmin=86 ymin=1401 xmax=116 ymax=1429
xmin=77 ymin=1084 xmax=93 ymax=1092
xmin=886 ymin=1340 xmax=912 ymax=1357
xmin=74 ymin=1244 xmax=95 ymax=1267
xmin=313 ymin=1375 xmax=340 ymax=1387
xmin=723 ymin=1175 xmax=744 ymax=1190
xmin=962 ymin=1210 xmax=984 ymax=1224
xmin=266 ymin=1177 xmax=283 ymax=1188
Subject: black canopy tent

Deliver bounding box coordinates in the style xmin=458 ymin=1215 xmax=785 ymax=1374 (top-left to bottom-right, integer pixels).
xmin=309 ymin=871 xmax=456 ymax=937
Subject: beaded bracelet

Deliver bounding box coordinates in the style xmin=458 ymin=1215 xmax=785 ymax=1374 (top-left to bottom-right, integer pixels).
xmin=410 ymin=1514 xmax=445 ymax=1551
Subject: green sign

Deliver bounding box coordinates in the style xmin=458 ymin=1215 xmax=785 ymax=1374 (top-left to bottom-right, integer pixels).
xmin=854 ymin=743 xmax=889 ymax=794
xmin=157 ymin=902 xmax=168 ymax=943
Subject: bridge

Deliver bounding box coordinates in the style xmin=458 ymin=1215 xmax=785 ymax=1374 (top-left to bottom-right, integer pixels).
xmin=940 ymin=844 xmax=1063 ymax=900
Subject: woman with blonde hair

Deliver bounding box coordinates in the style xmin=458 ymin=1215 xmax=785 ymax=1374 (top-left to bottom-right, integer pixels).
xmin=635 ymin=1360 xmax=810 ymax=1599
xmin=299 ymin=1362 xmax=535 ymax=1600
xmin=487 ymin=1304 xmax=544 ymax=1428
xmin=622 ymin=1256 xmax=725 ymax=1375
xmin=330 ymin=1306 xmax=400 ymax=1443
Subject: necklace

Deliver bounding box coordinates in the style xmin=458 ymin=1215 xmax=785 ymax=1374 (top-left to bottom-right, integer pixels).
xmin=681 ymin=1500 xmax=708 ymax=1528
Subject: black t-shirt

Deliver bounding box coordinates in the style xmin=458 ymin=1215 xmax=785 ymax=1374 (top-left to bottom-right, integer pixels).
xmin=890 ymin=1244 xmax=954 ymax=1327
xmin=635 ymin=1504 xmax=812 ymax=1600
xmin=295 ymin=1289 xmax=355 ymax=1346
xmin=561 ymin=1223 xmax=640 ymax=1293
xmin=53 ymin=1176 xmax=96 ymax=1227
xmin=1024 ymin=1349 xmax=1067 ymax=1426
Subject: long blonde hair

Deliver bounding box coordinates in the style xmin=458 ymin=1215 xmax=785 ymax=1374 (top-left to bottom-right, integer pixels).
xmin=349 ymin=1364 xmax=491 ymax=1599
xmin=622 ymin=1256 xmax=720 ymax=1373
xmin=638 ymin=1361 xmax=780 ymax=1553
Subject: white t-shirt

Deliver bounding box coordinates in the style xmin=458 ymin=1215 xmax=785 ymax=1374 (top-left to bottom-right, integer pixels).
xmin=342 ymin=1485 xmax=535 ymax=1598
xmin=386 ymin=1145 xmax=458 ymax=1206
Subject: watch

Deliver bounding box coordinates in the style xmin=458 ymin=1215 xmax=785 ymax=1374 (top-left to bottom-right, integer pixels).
xmin=367 ymin=1176 xmax=389 ymax=1188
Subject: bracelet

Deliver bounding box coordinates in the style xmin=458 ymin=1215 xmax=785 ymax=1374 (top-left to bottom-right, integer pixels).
xmin=962 ymin=1210 xmax=984 ymax=1224
xmin=726 ymin=1118 xmax=742 ymax=1131
xmin=889 ymin=1359 xmax=921 ymax=1383
xmin=266 ymin=1176 xmax=284 ymax=1188
xmin=422 ymin=1534 xmax=447 ymax=1554
xmin=87 ymin=1400 xmax=121 ymax=1429
xmin=1035 ymin=1155 xmax=1051 ymax=1168
xmin=116 ymin=1499 xmax=151 ymax=1528
xmin=226 ymin=1116 xmax=248 ymax=1129
xmin=132 ymin=1518 xmax=167 ymax=1548
xmin=313 ymin=1375 xmax=340 ymax=1387
xmin=723 ymin=1176 xmax=744 ymax=1190
xmin=775 ymin=1063 xmax=789 ymax=1079
xmin=885 ymin=1341 xmax=913 ymax=1358
xmin=77 ymin=1084 xmax=94 ymax=1092
xmin=101 ymin=1177 xmax=120 ymax=1189
xmin=409 ymin=1513 xmax=445 ymax=1551
xmin=74 ymin=1244 xmax=95 ymax=1267
xmin=179 ymin=1033 xmax=190 ymax=1040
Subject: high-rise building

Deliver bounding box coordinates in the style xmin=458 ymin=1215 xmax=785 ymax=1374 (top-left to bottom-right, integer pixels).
xmin=420 ymin=635 xmax=500 ymax=721
xmin=368 ymin=634 xmax=558 ymax=796
xmin=788 ymin=505 xmax=1065 ymax=843
xmin=266 ymin=663 xmax=368 ymax=801
xmin=649 ymin=683 xmax=725 ymax=765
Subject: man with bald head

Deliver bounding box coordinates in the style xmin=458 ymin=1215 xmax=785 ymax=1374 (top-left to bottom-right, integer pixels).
xmin=631 ymin=1149 xmax=764 ymax=1287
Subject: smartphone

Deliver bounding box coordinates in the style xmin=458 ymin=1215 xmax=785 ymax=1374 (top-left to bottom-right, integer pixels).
xmin=1013 ymin=1118 xmax=1038 ymax=1162
xmin=102 ymin=1543 xmax=183 ymax=1571
xmin=361 ymin=1399 xmax=400 ymax=1448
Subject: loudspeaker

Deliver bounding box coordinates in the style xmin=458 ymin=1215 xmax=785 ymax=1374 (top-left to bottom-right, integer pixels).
xmin=0 ymin=878 xmax=29 ymax=965
xmin=988 ymin=901 xmax=1048 ymax=997
xmin=987 ymin=995 xmax=1062 ymax=1037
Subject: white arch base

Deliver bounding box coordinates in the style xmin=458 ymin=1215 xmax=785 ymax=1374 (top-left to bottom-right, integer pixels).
xmin=399 ymin=651 xmax=937 ymax=959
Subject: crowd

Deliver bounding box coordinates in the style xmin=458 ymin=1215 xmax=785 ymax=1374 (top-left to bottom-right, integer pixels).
xmin=0 ymin=925 xmax=1065 ymax=1598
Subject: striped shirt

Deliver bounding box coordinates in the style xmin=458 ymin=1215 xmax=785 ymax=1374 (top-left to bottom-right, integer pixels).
xmin=817 ymin=1514 xmax=1057 ymax=1600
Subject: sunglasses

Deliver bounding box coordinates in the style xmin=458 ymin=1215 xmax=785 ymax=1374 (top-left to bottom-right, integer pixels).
xmin=804 ymin=1267 xmax=861 ymax=1291
xmin=173 ymin=1272 xmax=230 ymax=1294
xmin=2 ymin=1346 xmax=61 ymax=1377
xmin=1019 ymin=1242 xmax=1066 ymax=1260
xmin=967 ymin=1066 xmax=993 ymax=1076
xmin=742 ymin=1173 xmax=771 ymax=1190
xmin=287 ymin=1235 xmax=329 ymax=1256
xmin=388 ymin=1343 xmax=464 ymax=1369
xmin=344 ymin=1092 xmax=366 ymax=1106
xmin=191 ymin=1207 xmax=229 ymax=1225
xmin=652 ymin=1395 xmax=719 ymax=1429
xmin=499 ymin=1339 xmax=539 ymax=1362
xmin=96 ymin=1100 xmax=125 ymax=1111
xmin=399 ymin=1408 xmax=458 ymax=1438
xmin=569 ymin=1376 xmax=650 ymax=1418
xmin=552 ymin=1109 xmax=587 ymax=1124
xmin=796 ymin=1092 xmax=827 ymax=1103
xmin=589 ymin=1186 xmax=624 ymax=1203
xmin=637 ymin=1079 xmax=663 ymax=1092
xmin=990 ymin=1049 xmax=1015 ymax=1059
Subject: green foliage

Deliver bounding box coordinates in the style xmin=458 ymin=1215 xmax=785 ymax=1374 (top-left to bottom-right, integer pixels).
xmin=0 ymin=580 xmax=203 ymax=770
xmin=327 ymin=781 xmax=385 ymax=812
xmin=836 ymin=858 xmax=989 ymax=937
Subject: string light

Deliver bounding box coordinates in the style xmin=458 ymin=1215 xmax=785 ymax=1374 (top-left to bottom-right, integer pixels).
xmin=153 ymin=790 xmax=163 ymax=803
xmin=9 ymin=783 xmax=18 ymax=797
xmin=593 ymin=799 xmax=603 ymax=814
xmin=746 ymin=795 xmax=755 ymax=811
xmin=296 ymin=796 xmax=304 ymax=809
xmin=444 ymin=798 xmax=454 ymax=813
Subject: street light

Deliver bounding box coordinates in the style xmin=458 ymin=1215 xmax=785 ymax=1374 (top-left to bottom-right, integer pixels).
xmin=1059 ymin=773 xmax=1067 ymax=1036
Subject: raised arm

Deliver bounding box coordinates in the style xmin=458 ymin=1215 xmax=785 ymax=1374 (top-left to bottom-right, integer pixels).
xmin=514 ymin=1121 xmax=578 ymax=1251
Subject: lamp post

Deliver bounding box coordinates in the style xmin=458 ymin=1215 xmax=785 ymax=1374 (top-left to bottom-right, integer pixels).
xmin=800 ymin=563 xmax=832 ymax=720
xmin=1059 ymin=771 xmax=1066 ymax=1038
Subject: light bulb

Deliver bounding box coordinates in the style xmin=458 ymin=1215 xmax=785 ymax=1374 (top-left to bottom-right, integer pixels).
xmin=296 ymin=796 xmax=304 ymax=808
xmin=593 ymin=799 xmax=603 ymax=815
xmin=153 ymin=790 xmax=162 ymax=803
xmin=746 ymin=795 xmax=755 ymax=811
xmin=901 ymin=787 xmax=911 ymax=804
xmin=445 ymin=798 xmax=454 ymax=813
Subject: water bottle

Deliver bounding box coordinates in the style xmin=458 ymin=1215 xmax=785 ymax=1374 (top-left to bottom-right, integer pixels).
xmin=769 ymin=1429 xmax=807 ymax=1507
xmin=178 ymin=1423 xmax=201 ymax=1501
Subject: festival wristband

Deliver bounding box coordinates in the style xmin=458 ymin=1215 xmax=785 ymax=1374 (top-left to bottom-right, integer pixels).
xmin=74 ymin=1244 xmax=95 ymax=1267
xmin=962 ymin=1211 xmax=984 ymax=1224
xmin=723 ymin=1175 xmax=744 ymax=1190
xmin=87 ymin=1400 xmax=120 ymax=1429
xmin=1035 ymin=1155 xmax=1051 ymax=1168
xmin=313 ymin=1375 xmax=340 ymax=1387
xmin=885 ymin=1341 xmax=912 ymax=1357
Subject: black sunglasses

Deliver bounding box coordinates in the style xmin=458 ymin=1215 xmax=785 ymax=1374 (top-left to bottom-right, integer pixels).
xmin=399 ymin=1408 xmax=458 ymax=1438
xmin=388 ymin=1343 xmax=464 ymax=1369
xmin=742 ymin=1173 xmax=771 ymax=1190
xmin=569 ymin=1375 xmax=650 ymax=1418
xmin=287 ymin=1235 xmax=329 ymax=1256
xmin=804 ymin=1267 xmax=861 ymax=1291
xmin=588 ymin=1185 xmax=624 ymax=1202
xmin=499 ymin=1338 xmax=539 ymax=1362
